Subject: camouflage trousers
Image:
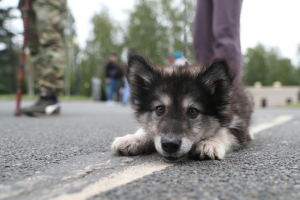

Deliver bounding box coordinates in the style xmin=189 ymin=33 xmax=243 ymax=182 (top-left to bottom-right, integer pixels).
xmin=20 ymin=0 xmax=67 ymax=96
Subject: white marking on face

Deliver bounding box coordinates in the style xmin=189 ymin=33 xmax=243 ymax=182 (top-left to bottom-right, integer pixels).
xmin=161 ymin=94 xmax=171 ymax=106
xmin=151 ymin=94 xmax=171 ymax=108
xmin=180 ymin=138 xmax=193 ymax=154
xmin=182 ymin=96 xmax=202 ymax=111
xmin=154 ymin=136 xmax=164 ymax=155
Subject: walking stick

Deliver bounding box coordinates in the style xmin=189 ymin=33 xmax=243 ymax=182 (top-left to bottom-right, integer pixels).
xmin=15 ymin=0 xmax=30 ymax=116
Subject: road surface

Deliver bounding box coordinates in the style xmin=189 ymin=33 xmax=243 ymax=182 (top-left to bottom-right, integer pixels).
xmin=0 ymin=100 xmax=299 ymax=200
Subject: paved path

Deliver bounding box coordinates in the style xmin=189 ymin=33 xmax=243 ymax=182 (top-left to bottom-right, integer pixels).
xmin=0 ymin=100 xmax=300 ymax=200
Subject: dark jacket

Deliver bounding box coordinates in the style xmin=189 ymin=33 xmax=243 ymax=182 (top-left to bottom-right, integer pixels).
xmin=105 ymin=61 xmax=123 ymax=79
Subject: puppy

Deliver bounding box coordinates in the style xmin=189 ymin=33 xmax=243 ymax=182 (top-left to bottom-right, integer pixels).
xmin=112 ymin=53 xmax=253 ymax=162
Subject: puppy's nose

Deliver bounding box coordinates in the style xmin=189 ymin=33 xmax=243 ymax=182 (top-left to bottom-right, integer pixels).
xmin=161 ymin=138 xmax=181 ymax=153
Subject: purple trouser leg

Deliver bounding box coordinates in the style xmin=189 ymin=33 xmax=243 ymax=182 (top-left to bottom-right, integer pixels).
xmin=193 ymin=0 xmax=243 ymax=83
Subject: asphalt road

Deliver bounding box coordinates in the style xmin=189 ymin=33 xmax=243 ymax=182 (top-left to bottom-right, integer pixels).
xmin=0 ymin=100 xmax=300 ymax=200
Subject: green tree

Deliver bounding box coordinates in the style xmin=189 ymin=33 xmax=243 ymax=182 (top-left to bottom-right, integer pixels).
xmin=80 ymin=7 xmax=123 ymax=97
xmin=276 ymin=58 xmax=298 ymax=85
xmin=64 ymin=8 xmax=79 ymax=96
xmin=124 ymin=0 xmax=196 ymax=65
xmin=124 ymin=0 xmax=169 ymax=65
xmin=243 ymin=43 xmax=298 ymax=86
xmin=0 ymin=7 xmax=20 ymax=94
xmin=296 ymin=43 xmax=300 ymax=85
xmin=160 ymin=0 xmax=196 ymax=62
xmin=80 ymin=0 xmax=197 ymax=97
xmin=243 ymin=44 xmax=268 ymax=85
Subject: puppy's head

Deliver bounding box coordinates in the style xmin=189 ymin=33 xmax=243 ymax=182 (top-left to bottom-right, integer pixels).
xmin=126 ymin=53 xmax=234 ymax=162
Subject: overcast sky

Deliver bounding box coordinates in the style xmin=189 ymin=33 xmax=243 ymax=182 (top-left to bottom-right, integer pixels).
xmin=1 ymin=0 xmax=300 ymax=65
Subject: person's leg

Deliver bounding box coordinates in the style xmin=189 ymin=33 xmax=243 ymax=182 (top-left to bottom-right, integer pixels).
xmin=108 ymin=78 xmax=118 ymax=101
xmin=111 ymin=78 xmax=118 ymax=101
xmin=193 ymin=0 xmax=214 ymax=66
xmin=92 ymin=85 xmax=98 ymax=101
xmin=122 ymin=80 xmax=130 ymax=105
xmin=212 ymin=0 xmax=243 ymax=83
xmin=95 ymin=85 xmax=100 ymax=101
xmin=21 ymin=0 xmax=67 ymax=116
xmin=107 ymin=80 xmax=113 ymax=101
xmin=91 ymin=84 xmax=95 ymax=100
xmin=33 ymin=0 xmax=67 ymax=97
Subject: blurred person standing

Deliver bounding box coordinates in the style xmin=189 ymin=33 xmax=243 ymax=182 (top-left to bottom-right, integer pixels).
xmin=193 ymin=0 xmax=243 ymax=83
xmin=166 ymin=53 xmax=175 ymax=66
xmin=19 ymin=0 xmax=67 ymax=116
xmin=173 ymin=51 xmax=187 ymax=66
xmin=91 ymin=75 xmax=101 ymax=101
xmin=105 ymin=53 xmax=122 ymax=103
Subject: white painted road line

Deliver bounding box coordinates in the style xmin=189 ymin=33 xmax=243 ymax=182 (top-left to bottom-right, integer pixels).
xmin=250 ymin=115 xmax=293 ymax=138
xmin=50 ymin=115 xmax=293 ymax=200
xmin=51 ymin=161 xmax=173 ymax=200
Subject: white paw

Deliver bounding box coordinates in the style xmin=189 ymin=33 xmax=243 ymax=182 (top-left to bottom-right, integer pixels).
xmin=111 ymin=134 xmax=144 ymax=156
xmin=195 ymin=140 xmax=226 ymax=160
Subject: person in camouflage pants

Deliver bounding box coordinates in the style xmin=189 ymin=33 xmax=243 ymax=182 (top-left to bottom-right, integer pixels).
xmin=19 ymin=0 xmax=67 ymax=116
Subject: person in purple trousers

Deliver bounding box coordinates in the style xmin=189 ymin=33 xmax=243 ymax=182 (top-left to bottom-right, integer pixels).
xmin=193 ymin=0 xmax=243 ymax=83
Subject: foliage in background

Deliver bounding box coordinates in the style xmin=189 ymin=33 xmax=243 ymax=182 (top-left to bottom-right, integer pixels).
xmin=1 ymin=2 xmax=300 ymax=96
xmin=297 ymin=43 xmax=300 ymax=79
xmin=243 ymin=43 xmax=299 ymax=86
xmin=78 ymin=0 xmax=197 ymax=97
xmin=124 ymin=0 xmax=169 ymax=65
xmin=79 ymin=7 xmax=123 ymax=97
xmin=0 ymin=7 xmax=20 ymax=94
xmin=64 ymin=9 xmax=79 ymax=96
xmin=123 ymin=0 xmax=196 ymax=65
xmin=160 ymin=0 xmax=195 ymax=62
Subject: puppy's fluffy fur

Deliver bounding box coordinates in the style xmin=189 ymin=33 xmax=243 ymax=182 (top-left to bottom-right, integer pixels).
xmin=112 ymin=53 xmax=253 ymax=162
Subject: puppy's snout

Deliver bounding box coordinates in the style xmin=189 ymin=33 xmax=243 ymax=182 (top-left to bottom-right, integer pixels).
xmin=161 ymin=138 xmax=181 ymax=153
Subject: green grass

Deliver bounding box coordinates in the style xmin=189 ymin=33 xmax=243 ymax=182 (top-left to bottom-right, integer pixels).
xmin=286 ymin=101 xmax=300 ymax=107
xmin=0 ymin=94 xmax=91 ymax=100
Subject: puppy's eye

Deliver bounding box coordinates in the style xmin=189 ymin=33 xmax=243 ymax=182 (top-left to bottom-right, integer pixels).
xmin=187 ymin=108 xmax=199 ymax=118
xmin=155 ymin=106 xmax=165 ymax=116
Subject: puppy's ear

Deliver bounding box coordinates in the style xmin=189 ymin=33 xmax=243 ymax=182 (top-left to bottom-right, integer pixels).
xmin=126 ymin=53 xmax=156 ymax=105
xmin=126 ymin=53 xmax=155 ymax=85
xmin=202 ymin=58 xmax=234 ymax=95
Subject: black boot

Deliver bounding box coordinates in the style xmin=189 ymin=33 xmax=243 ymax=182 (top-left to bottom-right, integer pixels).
xmin=21 ymin=92 xmax=60 ymax=117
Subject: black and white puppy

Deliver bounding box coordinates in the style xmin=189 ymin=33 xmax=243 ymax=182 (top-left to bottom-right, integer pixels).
xmin=112 ymin=53 xmax=253 ymax=162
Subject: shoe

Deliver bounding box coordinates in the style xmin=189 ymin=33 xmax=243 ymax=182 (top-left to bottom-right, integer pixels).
xmin=106 ymin=101 xmax=115 ymax=106
xmin=21 ymin=98 xmax=60 ymax=117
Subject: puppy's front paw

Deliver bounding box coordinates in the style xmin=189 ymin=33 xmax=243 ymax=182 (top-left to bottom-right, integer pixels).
xmin=195 ymin=140 xmax=226 ymax=160
xmin=111 ymin=134 xmax=145 ymax=156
